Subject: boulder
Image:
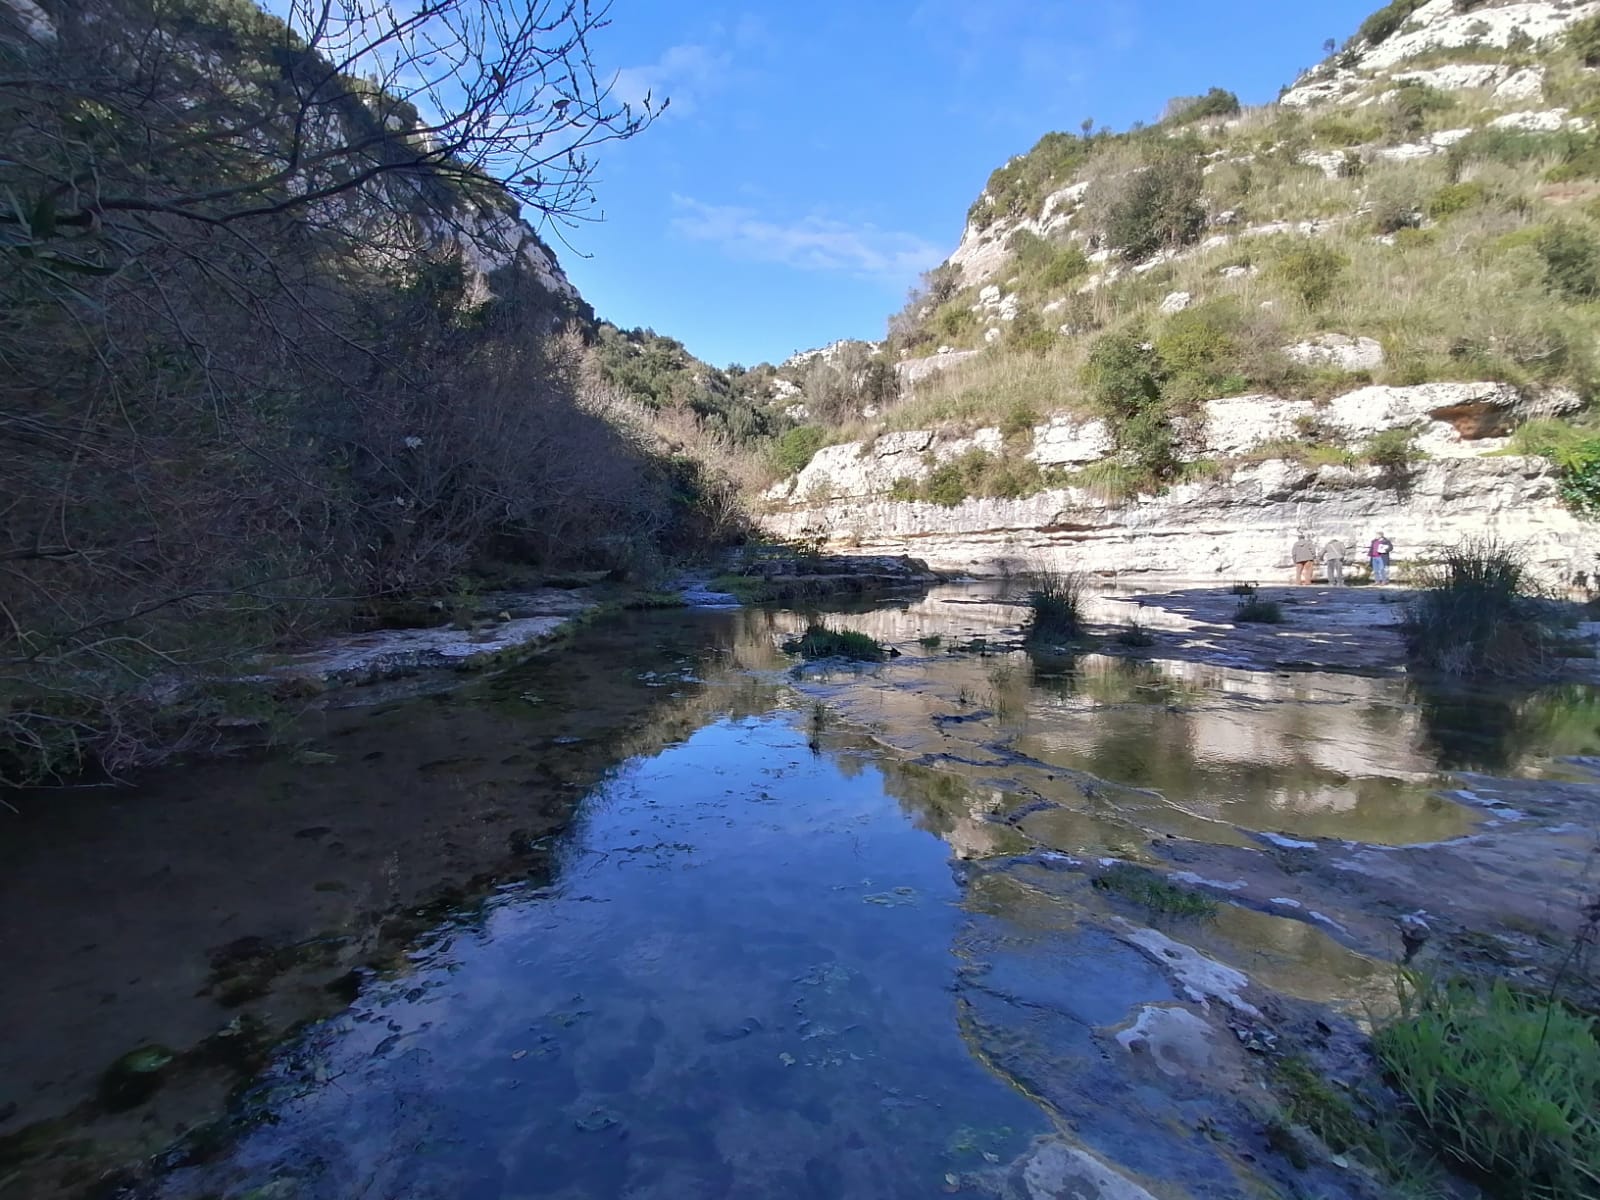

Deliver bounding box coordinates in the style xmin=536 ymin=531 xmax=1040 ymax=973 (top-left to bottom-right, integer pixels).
xmin=1282 ymin=335 xmax=1385 ymax=372
xmin=1029 ymin=417 xmax=1115 ymax=467
xmin=1158 ymin=291 xmax=1194 ymax=315
xmin=1200 ymin=396 xmax=1316 ymax=457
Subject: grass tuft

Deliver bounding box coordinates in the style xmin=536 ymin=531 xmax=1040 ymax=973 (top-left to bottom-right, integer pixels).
xmin=1234 ymin=597 xmax=1285 ymax=624
xmin=781 ymin=623 xmax=886 ymax=662
xmin=1094 ymin=864 xmax=1219 ymax=918
xmin=1024 ymin=564 xmax=1086 ymax=644
xmin=1402 ymin=539 xmax=1555 ymax=676
xmin=1375 ymin=972 xmax=1600 ymax=1199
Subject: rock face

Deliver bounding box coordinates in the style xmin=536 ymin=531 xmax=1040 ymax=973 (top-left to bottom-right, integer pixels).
xmin=766 ymin=456 xmax=1593 ymax=581
xmin=763 ymin=382 xmax=1596 ymax=580
xmin=1281 ymin=0 xmax=1600 ymax=108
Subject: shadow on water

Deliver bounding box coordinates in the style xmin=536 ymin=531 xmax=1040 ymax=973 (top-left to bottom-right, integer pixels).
xmin=4 ymin=587 xmax=1599 ymax=1198
xmin=1412 ymin=679 xmax=1600 ymax=772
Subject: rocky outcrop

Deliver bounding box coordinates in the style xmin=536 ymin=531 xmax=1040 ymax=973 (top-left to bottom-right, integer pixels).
xmin=763 ymin=382 xmax=1595 ymax=580
xmin=1282 ymin=0 xmax=1600 ymax=109
xmin=766 ymin=455 xmax=1594 ymax=581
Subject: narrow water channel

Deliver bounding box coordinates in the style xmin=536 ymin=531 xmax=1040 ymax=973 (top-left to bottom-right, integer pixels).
xmin=3 ymin=586 xmax=1597 ymax=1199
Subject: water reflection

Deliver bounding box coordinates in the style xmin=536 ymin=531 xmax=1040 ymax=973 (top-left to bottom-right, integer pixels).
xmin=1414 ymin=680 xmax=1600 ymax=772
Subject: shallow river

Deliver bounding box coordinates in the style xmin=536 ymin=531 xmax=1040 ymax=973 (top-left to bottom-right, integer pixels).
xmin=3 ymin=585 xmax=1598 ymax=1199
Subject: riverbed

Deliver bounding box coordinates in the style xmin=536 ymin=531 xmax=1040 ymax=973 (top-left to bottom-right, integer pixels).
xmin=3 ymin=585 xmax=1597 ymax=1198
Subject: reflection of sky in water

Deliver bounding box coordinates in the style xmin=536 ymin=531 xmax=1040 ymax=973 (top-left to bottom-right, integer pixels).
xmin=135 ymin=597 xmax=1600 ymax=1199
xmin=154 ymin=719 xmax=1050 ymax=1199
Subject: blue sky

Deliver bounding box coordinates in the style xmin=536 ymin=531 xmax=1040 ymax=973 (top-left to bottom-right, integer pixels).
xmin=554 ymin=0 xmax=1379 ymax=367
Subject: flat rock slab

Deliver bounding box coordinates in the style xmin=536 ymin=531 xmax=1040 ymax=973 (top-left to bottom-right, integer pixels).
xmin=270 ymin=590 xmax=594 ymax=686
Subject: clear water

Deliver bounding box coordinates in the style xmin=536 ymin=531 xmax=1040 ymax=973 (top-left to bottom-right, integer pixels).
xmin=6 ymin=588 xmax=1597 ymax=1199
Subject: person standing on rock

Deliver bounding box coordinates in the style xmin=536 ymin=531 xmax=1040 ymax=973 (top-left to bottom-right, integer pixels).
xmin=1291 ymin=532 xmax=1316 ymax=585
xmin=1369 ymin=532 xmax=1394 ymax=584
xmin=1321 ymin=536 xmax=1348 ymax=586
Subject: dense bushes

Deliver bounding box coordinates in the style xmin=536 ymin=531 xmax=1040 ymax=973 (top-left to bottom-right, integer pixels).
xmin=1357 ymin=0 xmax=1426 ymax=46
xmin=971 ymin=130 xmax=1098 ymax=228
xmin=770 ymin=426 xmax=828 ymax=476
xmin=1268 ymin=242 xmax=1349 ymax=308
xmin=0 ymin=0 xmax=702 ymax=783
xmin=1084 ymin=147 xmax=1206 ymax=261
xmin=1162 ymin=88 xmax=1241 ymax=125
xmin=1536 ymin=225 xmax=1600 ymax=300
xmin=890 ymin=450 xmax=1065 ymax=507
xmin=1513 ymin=420 xmax=1600 ymax=513
xmin=1403 ymin=540 xmax=1556 ymax=676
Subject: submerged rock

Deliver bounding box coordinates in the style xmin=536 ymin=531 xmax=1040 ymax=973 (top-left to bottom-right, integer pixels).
xmin=98 ymin=1045 xmax=176 ymax=1111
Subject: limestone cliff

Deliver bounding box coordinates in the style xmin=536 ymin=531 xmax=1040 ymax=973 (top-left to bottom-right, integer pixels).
xmin=761 ymin=0 xmax=1600 ymax=582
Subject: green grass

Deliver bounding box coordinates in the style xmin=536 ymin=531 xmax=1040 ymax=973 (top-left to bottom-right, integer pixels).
xmin=917 ymin=634 xmax=943 ymax=650
xmin=781 ymin=623 xmax=886 ymax=662
xmin=1094 ymin=864 xmax=1218 ymax=918
xmin=1375 ymin=973 xmax=1600 ymax=1199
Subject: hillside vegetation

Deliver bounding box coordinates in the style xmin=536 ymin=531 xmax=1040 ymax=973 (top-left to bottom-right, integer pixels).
xmin=0 ymin=0 xmax=746 ymax=784
xmin=763 ymin=0 xmax=1600 ymax=507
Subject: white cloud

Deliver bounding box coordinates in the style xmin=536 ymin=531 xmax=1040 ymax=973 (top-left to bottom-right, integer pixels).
xmin=669 ymin=196 xmax=943 ymax=280
xmin=612 ymin=43 xmax=729 ymax=118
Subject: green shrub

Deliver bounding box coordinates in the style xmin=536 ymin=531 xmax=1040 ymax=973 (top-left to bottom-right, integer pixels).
xmin=1568 ymin=13 xmax=1600 ymax=68
xmin=1004 ymin=309 xmax=1057 ymax=356
xmin=1083 ymin=330 xmax=1180 ymax=480
xmin=1154 ymin=301 xmax=1249 ymax=405
xmin=781 ymin=623 xmax=886 ymax=662
xmin=931 ymin=298 xmax=978 ymax=341
xmin=1544 ymin=137 xmax=1600 ymax=183
xmin=770 ymin=425 xmax=826 ymax=476
xmin=1093 ymin=149 xmax=1205 ymax=261
xmin=1512 ymin=419 xmax=1600 ymax=514
xmin=1427 ymin=181 xmax=1487 ymax=221
xmin=1367 ymin=171 xmax=1427 ymax=234
xmin=999 ymin=399 xmax=1042 ymax=437
xmin=1357 ymin=0 xmax=1425 ymax=45
xmin=1536 ymin=224 xmax=1600 ymax=300
xmin=1094 ymin=864 xmax=1218 ymax=917
xmin=1164 ymin=87 xmax=1241 ymax=124
xmin=1364 ymin=426 xmax=1422 ymax=471
xmin=972 ymin=130 xmax=1095 ymax=227
xmin=1008 ymin=230 xmax=1090 ymax=291
xmin=1375 ymin=974 xmax=1600 ymax=1198
xmin=1403 ymin=538 xmax=1554 ymax=675
xmin=1449 ymin=128 xmax=1588 ymax=172
xmin=1269 ymin=242 xmax=1348 ymax=308
xmin=1024 ymin=565 xmax=1085 ymax=643
xmin=1385 ymin=82 xmax=1455 ymax=139
xmin=1234 ymin=597 xmax=1284 ymax=623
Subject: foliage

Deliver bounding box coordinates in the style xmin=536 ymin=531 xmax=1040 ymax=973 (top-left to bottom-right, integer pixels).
xmin=1083 ymin=330 xmax=1179 ymax=483
xmin=894 ymin=450 xmax=1066 ymax=507
xmin=1403 ymin=539 xmax=1555 ymax=676
xmin=1094 ymin=864 xmax=1218 ymax=918
xmin=1234 ymin=597 xmax=1285 ymax=624
xmin=971 ymin=130 xmax=1098 ymax=228
xmin=1357 ymin=0 xmax=1427 ymax=46
xmin=1569 ymin=13 xmax=1600 ymax=68
xmin=1269 ymin=242 xmax=1349 ymax=308
xmin=781 ymin=623 xmax=886 ymax=662
xmin=1367 ymin=170 xmax=1428 ymax=234
xmin=1024 ymin=565 xmax=1086 ymax=644
xmin=1427 ymin=181 xmax=1488 ymax=221
xmin=1375 ymin=973 xmax=1600 ymax=1198
xmin=1153 ymin=301 xmax=1252 ymax=405
xmin=1163 ymin=88 xmax=1242 ymax=125
xmin=770 ymin=425 xmax=828 ymax=476
xmin=1088 ymin=148 xmax=1206 ymax=261
xmin=1007 ymin=230 xmax=1091 ymax=291
xmin=1513 ymin=420 xmax=1600 ymax=514
xmin=1385 ymin=82 xmax=1455 ymax=139
xmin=1364 ymin=427 xmax=1422 ymax=472
xmin=1536 ymin=225 xmax=1600 ymax=301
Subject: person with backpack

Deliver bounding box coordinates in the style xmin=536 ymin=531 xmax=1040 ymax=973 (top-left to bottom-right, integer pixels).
xmin=1369 ymin=532 xmax=1394 ymax=584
